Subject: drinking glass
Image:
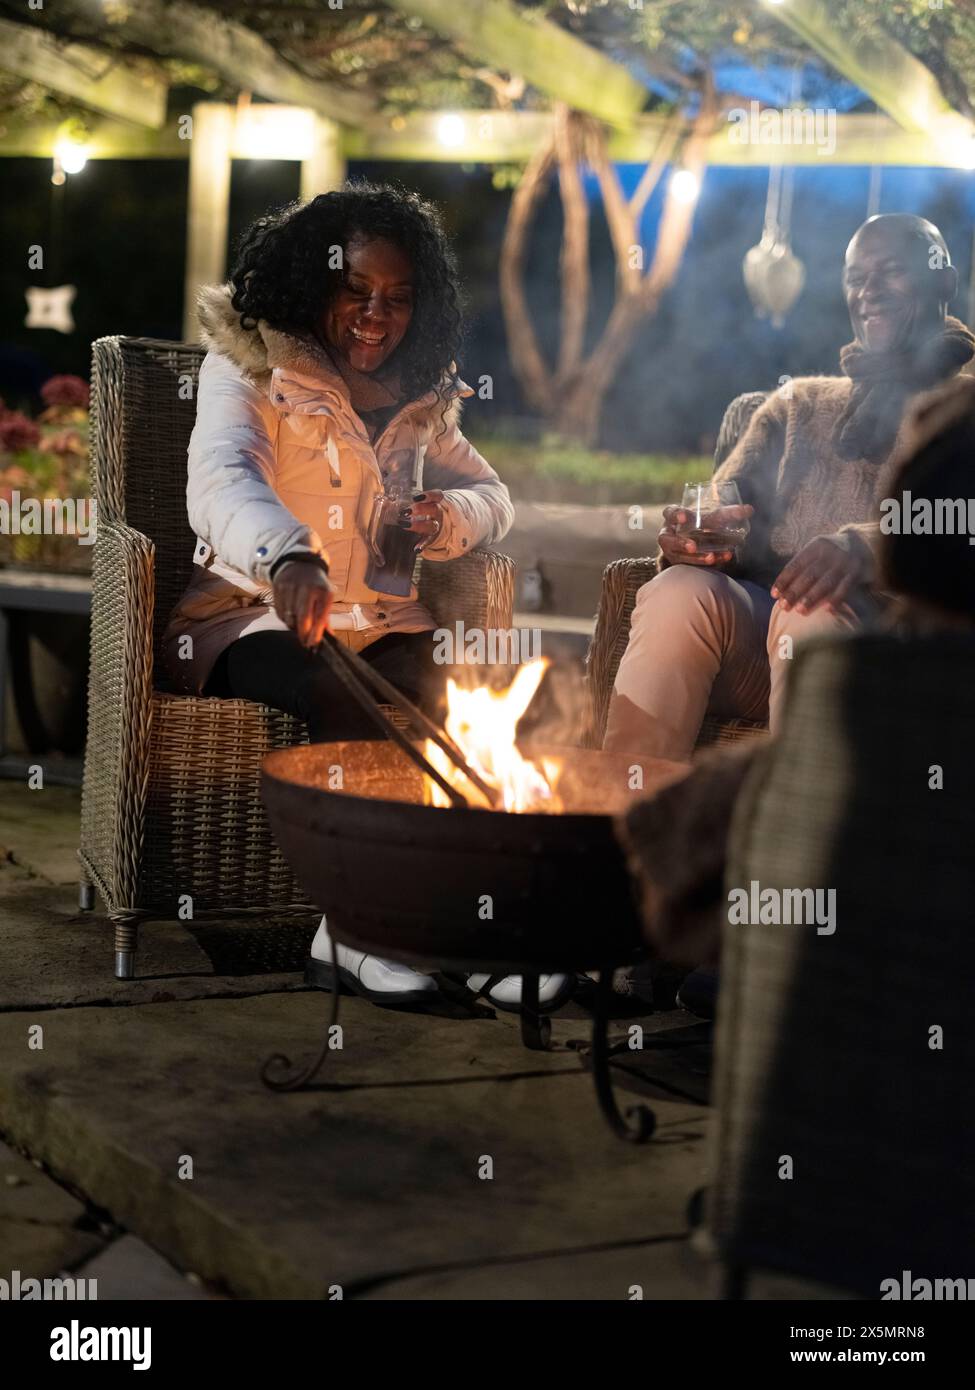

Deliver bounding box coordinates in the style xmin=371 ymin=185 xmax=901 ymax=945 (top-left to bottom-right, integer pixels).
xmin=675 ymin=480 xmax=750 ymax=556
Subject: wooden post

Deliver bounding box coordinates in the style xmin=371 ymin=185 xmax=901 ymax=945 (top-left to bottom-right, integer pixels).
xmin=183 ymin=103 xmax=234 ymax=342
xmin=300 ymin=115 xmax=346 ymax=203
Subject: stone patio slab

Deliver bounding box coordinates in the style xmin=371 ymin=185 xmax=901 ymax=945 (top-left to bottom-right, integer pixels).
xmin=0 ymin=994 xmax=709 ymax=1299
xmin=0 ymin=783 xmax=83 ymax=887
xmin=0 ymin=1140 xmax=106 ymax=1278
xmin=0 ymin=875 xmax=317 ymax=1011
xmin=76 ymin=1234 xmax=213 ymax=1300
xmin=359 ymin=1235 xmax=854 ymax=1300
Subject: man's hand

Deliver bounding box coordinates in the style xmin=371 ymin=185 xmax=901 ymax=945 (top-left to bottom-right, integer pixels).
xmin=771 ymin=536 xmax=867 ymax=614
xmin=398 ymin=488 xmax=445 ymax=552
xmin=272 ymin=561 xmax=334 ymax=648
xmin=657 ymin=503 xmax=754 ymax=569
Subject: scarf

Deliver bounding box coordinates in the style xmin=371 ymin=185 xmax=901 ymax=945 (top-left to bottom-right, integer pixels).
xmin=316 ymin=332 xmax=404 ymax=416
xmin=833 ymin=314 xmax=975 ymax=463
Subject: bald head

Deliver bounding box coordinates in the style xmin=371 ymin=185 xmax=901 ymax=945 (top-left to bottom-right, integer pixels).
xmin=843 ymin=214 xmax=958 ymax=353
xmin=848 ymin=213 xmax=951 ymax=267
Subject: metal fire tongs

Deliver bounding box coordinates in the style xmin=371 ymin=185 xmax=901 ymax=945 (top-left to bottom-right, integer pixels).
xmin=313 ymin=632 xmax=500 ymax=810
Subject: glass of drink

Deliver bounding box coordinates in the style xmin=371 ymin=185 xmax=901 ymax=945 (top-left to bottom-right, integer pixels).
xmin=676 ymin=480 xmax=750 ymax=558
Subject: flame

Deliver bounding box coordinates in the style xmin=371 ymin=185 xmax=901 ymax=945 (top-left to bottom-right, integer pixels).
xmin=424 ymin=659 xmax=562 ymax=812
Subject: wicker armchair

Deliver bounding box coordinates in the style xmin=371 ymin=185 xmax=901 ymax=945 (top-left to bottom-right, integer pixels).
xmin=707 ymin=633 xmax=975 ymax=1296
xmin=79 ymin=337 xmax=515 ymax=978
xmin=583 ymin=391 xmax=770 ymax=750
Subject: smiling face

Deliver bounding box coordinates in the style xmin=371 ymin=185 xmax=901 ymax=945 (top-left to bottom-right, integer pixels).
xmin=843 ymin=219 xmax=950 ymax=355
xmin=320 ymin=232 xmax=414 ymax=373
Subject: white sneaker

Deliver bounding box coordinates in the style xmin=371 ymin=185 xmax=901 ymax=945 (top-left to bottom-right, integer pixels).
xmin=466 ymin=972 xmax=575 ymax=1014
xmin=307 ymin=917 xmax=439 ymax=1006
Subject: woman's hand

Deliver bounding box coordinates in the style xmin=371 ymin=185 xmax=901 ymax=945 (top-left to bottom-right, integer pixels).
xmin=771 ymin=536 xmax=868 ymax=614
xmin=272 ymin=561 xmax=334 ymax=648
xmin=398 ymin=488 xmax=445 ymax=552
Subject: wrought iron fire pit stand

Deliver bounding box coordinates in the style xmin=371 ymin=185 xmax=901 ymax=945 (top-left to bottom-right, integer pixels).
xmin=259 ymin=634 xmax=657 ymax=1144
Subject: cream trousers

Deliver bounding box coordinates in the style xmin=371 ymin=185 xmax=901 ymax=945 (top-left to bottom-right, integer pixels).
xmin=603 ymin=564 xmax=858 ymax=760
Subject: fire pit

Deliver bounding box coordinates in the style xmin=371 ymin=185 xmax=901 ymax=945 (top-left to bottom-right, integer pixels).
xmin=260 ymin=735 xmax=687 ymax=1141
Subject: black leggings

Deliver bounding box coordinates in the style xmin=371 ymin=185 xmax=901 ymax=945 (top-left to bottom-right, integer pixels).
xmin=203 ymin=628 xmax=446 ymax=742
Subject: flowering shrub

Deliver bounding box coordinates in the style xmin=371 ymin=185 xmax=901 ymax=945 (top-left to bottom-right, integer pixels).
xmin=41 ymin=375 xmax=90 ymax=410
xmin=0 ymin=375 xmax=92 ymax=572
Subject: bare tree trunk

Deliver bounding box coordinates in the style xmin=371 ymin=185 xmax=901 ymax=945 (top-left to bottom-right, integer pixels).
xmin=499 ymin=73 xmax=718 ymax=446
xmin=556 ymin=81 xmax=717 ymax=443
xmin=554 ymin=106 xmax=590 ymax=383
xmin=556 ymin=296 xmax=646 ymax=443
xmin=499 ymin=141 xmax=557 ymax=414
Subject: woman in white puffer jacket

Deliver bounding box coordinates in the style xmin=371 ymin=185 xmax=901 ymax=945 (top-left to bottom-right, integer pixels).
xmin=164 ymin=184 xmax=533 ymax=1008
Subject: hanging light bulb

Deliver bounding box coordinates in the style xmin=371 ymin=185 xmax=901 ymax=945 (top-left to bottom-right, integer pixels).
xmin=670 ymin=168 xmax=701 ymax=205
xmin=53 ymin=137 xmax=88 ymax=175
xmin=436 ymin=114 xmax=465 ymax=149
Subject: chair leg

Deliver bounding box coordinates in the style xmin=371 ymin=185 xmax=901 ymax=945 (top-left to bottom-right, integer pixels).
xmin=79 ymin=877 xmax=95 ymax=911
xmin=112 ymin=914 xmax=139 ymax=979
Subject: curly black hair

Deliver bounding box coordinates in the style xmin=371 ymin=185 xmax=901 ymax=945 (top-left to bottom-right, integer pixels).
xmin=229 ymin=180 xmax=464 ymax=404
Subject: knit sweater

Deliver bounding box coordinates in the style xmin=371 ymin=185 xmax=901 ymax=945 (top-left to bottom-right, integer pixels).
xmin=713 ymin=374 xmax=915 ymax=590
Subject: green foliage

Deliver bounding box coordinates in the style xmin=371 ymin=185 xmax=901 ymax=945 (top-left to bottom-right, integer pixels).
xmin=469 ymin=431 xmax=710 ymax=504
xmin=829 ymin=0 xmax=975 ymax=111
xmin=5 ymin=0 xmax=975 ymax=118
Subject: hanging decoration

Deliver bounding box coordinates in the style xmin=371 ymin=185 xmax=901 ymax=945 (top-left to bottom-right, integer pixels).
xmin=741 ymin=174 xmax=806 ymax=327
xmin=24 ymin=286 xmax=77 ymax=335
xmin=26 ymin=118 xmax=87 ymax=328
xmin=742 ymin=71 xmax=806 ymax=328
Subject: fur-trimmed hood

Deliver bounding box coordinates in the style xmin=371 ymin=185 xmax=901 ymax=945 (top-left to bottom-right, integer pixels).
xmin=197 ymin=282 xmax=470 ymax=426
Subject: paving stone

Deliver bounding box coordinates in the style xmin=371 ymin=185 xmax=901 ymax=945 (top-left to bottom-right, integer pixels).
xmin=0 ymin=782 xmax=82 ymax=887
xmin=76 ymin=1235 xmax=213 ymax=1301
xmin=0 ymin=994 xmax=709 ymax=1299
xmin=359 ymin=1234 xmax=708 ymax=1300
xmin=358 ymin=1235 xmax=855 ymax=1300
xmin=0 ymin=1141 xmax=106 ymax=1278
xmin=0 ymin=877 xmax=316 ymax=1011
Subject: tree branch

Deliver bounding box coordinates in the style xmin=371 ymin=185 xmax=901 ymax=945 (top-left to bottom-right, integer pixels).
xmin=499 ymin=138 xmax=558 ymax=413
xmin=629 ymin=104 xmax=684 ymax=222
xmin=554 ymin=105 xmax=590 ymax=385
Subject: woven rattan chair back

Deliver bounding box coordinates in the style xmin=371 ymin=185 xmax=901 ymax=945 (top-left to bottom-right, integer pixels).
xmin=90 ymin=337 xmax=204 ymax=678
xmin=710 ymin=632 xmax=975 ymax=1295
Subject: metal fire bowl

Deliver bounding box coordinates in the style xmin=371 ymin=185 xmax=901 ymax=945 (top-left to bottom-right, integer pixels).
xmin=261 ymin=741 xmax=687 ymax=975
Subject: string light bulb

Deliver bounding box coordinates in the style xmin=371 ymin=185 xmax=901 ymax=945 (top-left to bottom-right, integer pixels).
xmin=670 ymin=168 xmax=702 ymax=205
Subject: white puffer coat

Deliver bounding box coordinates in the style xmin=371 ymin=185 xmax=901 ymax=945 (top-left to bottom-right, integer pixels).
xmin=163 ymin=284 xmax=514 ymax=694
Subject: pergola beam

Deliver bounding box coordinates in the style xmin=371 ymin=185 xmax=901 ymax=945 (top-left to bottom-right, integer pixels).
xmin=10 ymin=1 xmax=375 ymax=128
xmin=764 ymin=0 xmax=975 ymax=162
xmin=383 ymin=0 xmax=647 ymax=129
xmin=0 ymin=17 xmax=166 ymax=127
xmin=343 ymin=109 xmax=975 ymax=168
xmin=0 ymin=107 xmax=970 ymax=169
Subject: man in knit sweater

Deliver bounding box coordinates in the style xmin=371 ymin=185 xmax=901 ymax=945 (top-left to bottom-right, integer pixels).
xmin=604 ymin=213 xmax=975 ymax=760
